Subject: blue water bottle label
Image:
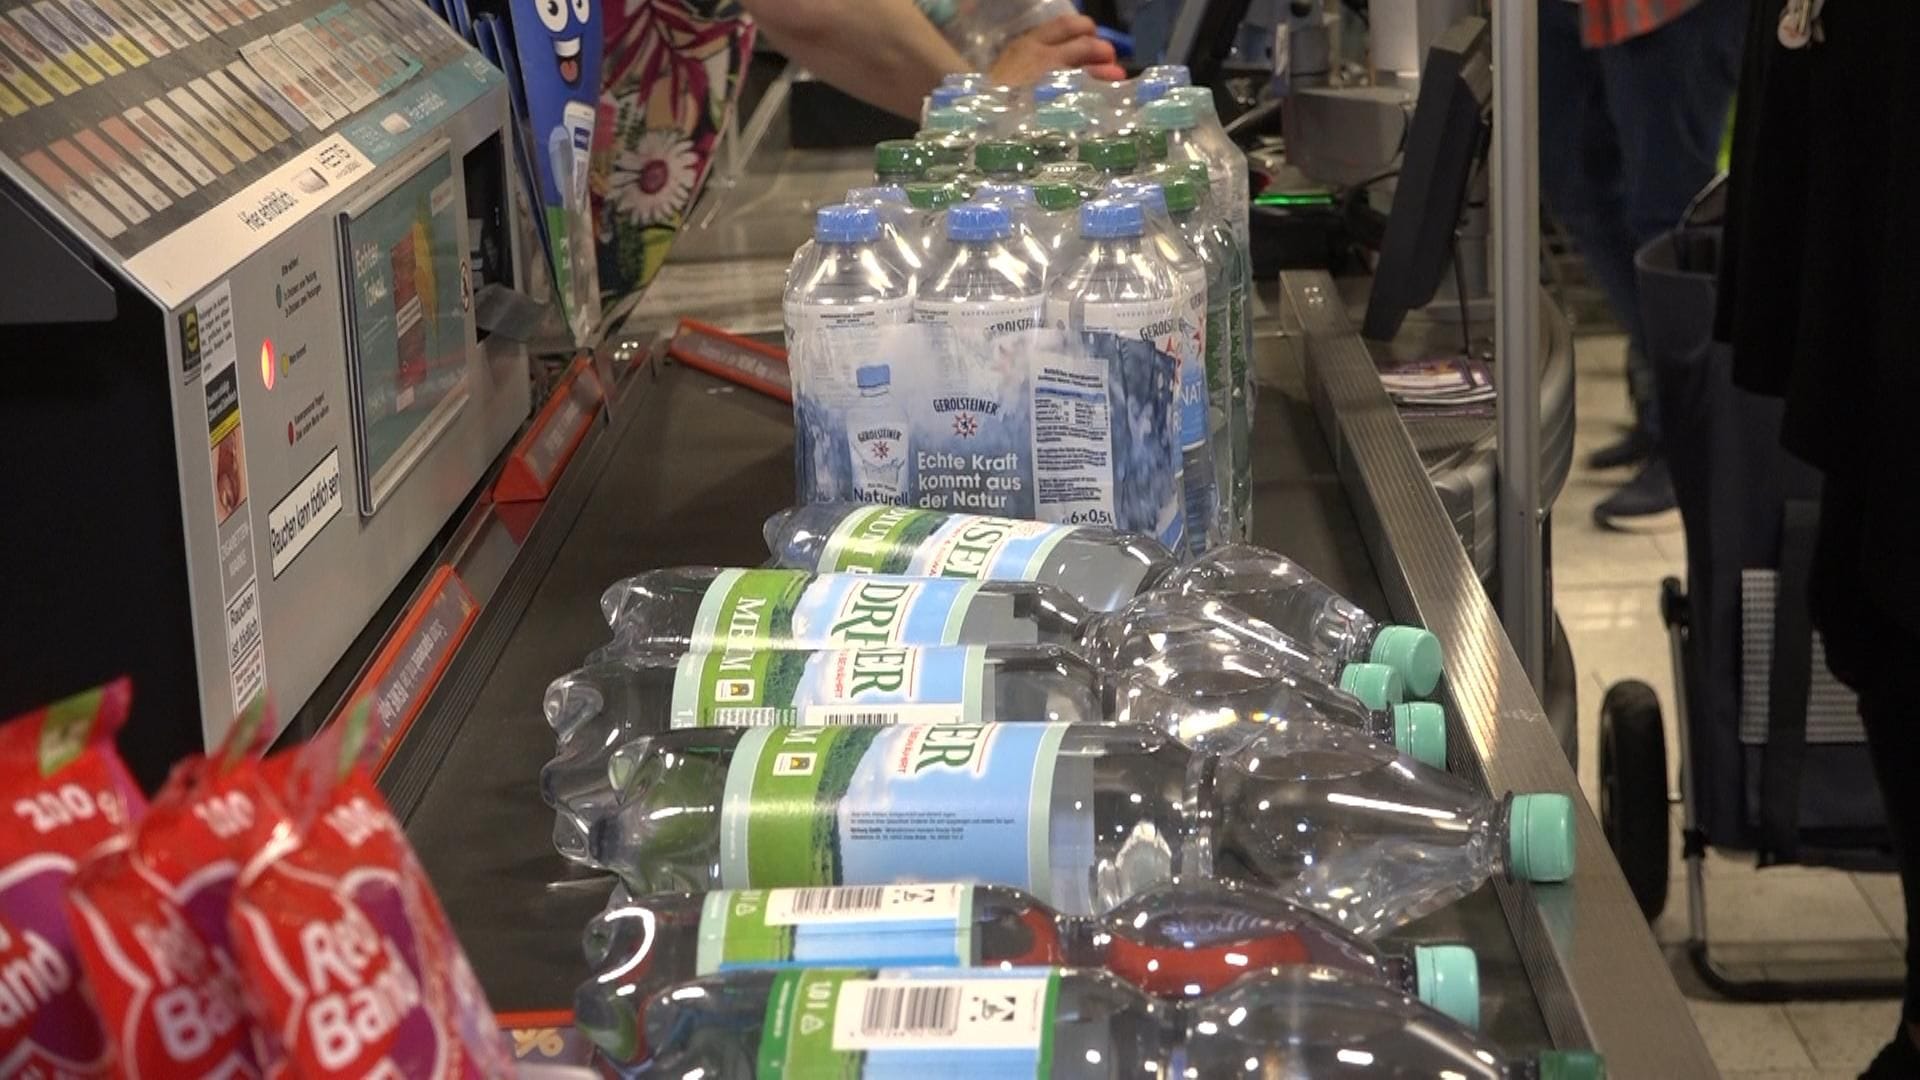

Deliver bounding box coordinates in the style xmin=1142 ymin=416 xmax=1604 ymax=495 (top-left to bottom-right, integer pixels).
xmin=695 ymin=885 xmax=976 ymax=973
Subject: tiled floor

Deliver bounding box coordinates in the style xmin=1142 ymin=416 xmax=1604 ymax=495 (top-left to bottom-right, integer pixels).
xmin=1557 ymin=334 xmax=1905 ymax=1080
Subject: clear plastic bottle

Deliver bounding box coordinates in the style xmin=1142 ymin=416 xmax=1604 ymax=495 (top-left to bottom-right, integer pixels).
xmin=597 ymin=568 xmax=1095 ymax=657
xmin=1025 ymin=103 xmax=1091 ymax=164
xmin=1046 ymin=198 xmax=1185 ymax=552
xmin=975 ymin=138 xmax=1042 ymax=181
xmin=950 ymin=93 xmax=1018 ymax=138
xmin=765 ymin=503 xmax=1173 ymax=612
xmin=1078 ymin=134 xmax=1140 ymax=178
xmin=1163 ymin=171 xmax=1241 ymax=541
xmin=1084 ymin=590 xmax=1407 ymax=711
xmin=1110 ymin=637 xmax=1447 ymax=768
xmin=573 ymin=879 xmax=1481 ymax=1065
xmin=1031 ymin=181 xmax=1085 ymax=274
xmin=917 ymin=105 xmax=988 ymax=161
xmin=639 ymin=966 xmax=1178 ymax=1079
xmin=941 ymin=189 xmax=1053 ymax=282
xmin=1038 ymin=159 xmax=1104 ymax=199
xmin=1110 ymin=177 xmax=1216 ymax=554
xmin=844 ymin=184 xmax=925 ymax=287
xmin=582 ymin=720 xmax=1573 ymax=932
xmin=1169 ymin=86 xmax=1252 ymax=424
xmin=1139 ymin=63 xmax=1192 ymax=87
xmin=1172 ymin=160 xmax=1251 ymax=539
xmin=1182 ymin=967 xmax=1602 ymax=1080
xmin=903 ymin=180 xmax=962 ymax=266
xmin=1097 ymin=878 xmax=1479 ymax=1026
xmin=541 ymin=644 xmax=1105 ymax=860
xmin=875 ymin=139 xmax=935 ymax=185
xmin=1167 ymin=543 xmax=1447 ymax=697
xmin=847 ymin=364 xmax=911 ymax=503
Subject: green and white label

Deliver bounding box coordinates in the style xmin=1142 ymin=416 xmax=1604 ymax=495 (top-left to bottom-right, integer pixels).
xmin=689 ymin=570 xmax=985 ymax=650
xmin=671 ymin=646 xmax=987 ymax=728
xmin=695 ymin=885 xmax=975 ymax=974
xmin=718 ymin=724 xmax=1065 ymax=901
xmin=757 ymin=969 xmax=1059 ymax=1077
xmin=819 ymin=506 xmax=1077 ymax=581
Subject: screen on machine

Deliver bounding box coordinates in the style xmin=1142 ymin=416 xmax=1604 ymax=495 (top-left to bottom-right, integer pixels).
xmin=340 ymin=145 xmax=472 ymax=512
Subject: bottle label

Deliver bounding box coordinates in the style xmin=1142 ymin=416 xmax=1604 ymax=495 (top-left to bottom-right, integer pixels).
xmin=695 ymin=885 xmax=975 ymax=973
xmin=1176 ymin=266 xmax=1210 ymax=455
xmin=757 ymin=969 xmax=1059 ymax=1077
xmin=670 ymin=645 xmax=986 ymax=728
xmin=690 ymin=570 xmax=986 ymax=649
xmin=820 ymin=504 xmax=1077 ymax=580
xmin=912 ymin=296 xmax=1045 ymax=342
xmin=718 ymin=723 xmax=1066 ymax=899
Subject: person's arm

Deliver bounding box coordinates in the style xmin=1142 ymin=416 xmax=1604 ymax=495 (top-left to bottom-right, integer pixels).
xmin=741 ymin=0 xmax=969 ymax=118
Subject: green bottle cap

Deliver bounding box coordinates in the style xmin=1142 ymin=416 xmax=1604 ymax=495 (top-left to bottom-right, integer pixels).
xmin=975 ymin=139 xmax=1039 ymax=178
xmin=1033 ymin=181 xmax=1082 ymax=212
xmin=905 ymin=181 xmax=960 ymax=210
xmin=1143 ymin=96 xmax=1199 ymax=130
xmin=1035 ymin=104 xmax=1090 ymax=133
xmin=874 ymin=139 xmax=932 ymax=180
xmin=1337 ymin=662 xmax=1405 ymax=710
xmin=1508 ymin=794 xmax=1577 ymax=883
xmin=1371 ymin=624 xmax=1444 ymax=698
xmin=1537 ymin=1051 xmax=1606 ymax=1080
xmin=1413 ymin=945 xmax=1481 ymax=1030
xmin=922 ymin=143 xmax=970 ymax=167
xmin=1135 ymin=126 xmax=1171 ymax=163
xmin=1078 ymin=136 xmax=1139 ymax=174
xmin=1390 ymin=702 xmax=1447 ymax=770
xmin=1160 ymin=175 xmax=1198 ymax=215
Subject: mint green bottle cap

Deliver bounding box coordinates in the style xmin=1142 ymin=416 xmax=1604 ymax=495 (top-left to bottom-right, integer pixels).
xmin=1337 ymin=662 xmax=1405 ymax=710
xmin=1371 ymin=624 xmax=1444 ymax=698
xmin=1391 ymin=703 xmax=1447 ymax=770
xmin=1537 ymin=1050 xmax=1606 ymax=1080
xmin=1508 ymin=794 xmax=1577 ymax=883
xmin=1413 ymin=944 xmax=1480 ymax=1030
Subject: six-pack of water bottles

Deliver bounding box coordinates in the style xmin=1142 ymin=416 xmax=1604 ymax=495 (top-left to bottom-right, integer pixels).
xmin=539 ymin=491 xmax=1596 ymax=1075
xmin=785 ymin=66 xmax=1254 ymax=558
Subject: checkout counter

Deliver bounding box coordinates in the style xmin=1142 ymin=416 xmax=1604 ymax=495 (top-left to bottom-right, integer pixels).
xmin=368 ymin=119 xmax=1716 ymax=1075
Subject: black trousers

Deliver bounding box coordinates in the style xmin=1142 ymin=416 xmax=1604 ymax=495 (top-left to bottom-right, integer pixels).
xmin=1811 ymin=481 xmax=1920 ymax=1023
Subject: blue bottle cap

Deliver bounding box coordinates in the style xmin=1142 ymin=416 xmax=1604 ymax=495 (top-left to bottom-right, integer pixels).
xmin=929 ymin=85 xmax=970 ymax=109
xmin=847 ymin=185 xmax=909 ymax=206
xmin=971 ymin=181 xmax=1037 ymax=207
xmin=1080 ymin=198 xmax=1145 ymax=239
xmin=1032 ymin=82 xmax=1073 ymax=105
xmin=815 ymin=204 xmax=882 ymax=243
xmin=1413 ymin=945 xmax=1481 ymax=1030
xmin=1142 ymin=63 xmax=1192 ymax=86
xmin=1143 ymin=96 xmax=1199 ymax=130
xmin=855 ymin=364 xmax=892 ymax=389
xmin=1134 ymin=77 xmax=1175 ymax=105
xmin=1109 ymin=178 xmax=1167 ymax=216
xmin=946 ymin=203 xmax=1014 ymax=241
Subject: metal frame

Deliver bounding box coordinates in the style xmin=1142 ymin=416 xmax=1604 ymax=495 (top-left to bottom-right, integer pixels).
xmin=1284 ymin=270 xmax=1718 ymax=1077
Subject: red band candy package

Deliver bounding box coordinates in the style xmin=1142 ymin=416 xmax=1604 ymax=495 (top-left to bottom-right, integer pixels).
xmin=227 ymin=706 xmax=508 ymax=1078
xmin=0 ymin=678 xmax=145 ymax=1076
xmin=66 ymin=701 xmax=285 ymax=1079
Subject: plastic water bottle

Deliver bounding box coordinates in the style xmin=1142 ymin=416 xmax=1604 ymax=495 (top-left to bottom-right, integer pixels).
xmin=903 ymin=180 xmax=962 ymax=265
xmin=637 ymin=966 xmax=1178 ymax=1079
xmin=950 ymin=94 xmax=1018 ymax=139
xmin=1160 ymin=171 xmax=1239 ymax=541
xmin=1111 ymin=177 xmax=1216 ymax=554
xmin=1167 ymin=544 xmax=1447 ymax=697
xmin=952 ymin=185 xmax=1054 ymax=279
xmin=765 ymin=503 xmax=1173 ymax=612
xmin=922 ymin=83 xmax=973 ymax=122
xmin=1140 ymin=63 xmax=1192 ymax=87
xmin=1134 ymin=125 xmax=1171 ymax=168
xmin=1085 ymin=590 xmax=1407 ymax=711
xmin=917 ymin=106 xmax=988 ymax=161
xmin=975 ymin=139 xmax=1041 ymax=181
xmin=573 ymin=879 xmax=1481 ymax=1064
xmin=1170 ymin=160 xmax=1251 ymax=539
xmin=875 ymin=139 xmax=935 ymax=185
xmin=846 ymin=365 xmax=911 ymax=503
xmin=1079 ymin=134 xmax=1140 ymax=178
xmin=1183 ymin=967 xmax=1602 ymax=1080
xmin=1025 ymin=103 xmax=1091 ymax=164
xmin=1110 ymin=637 xmax=1447 ymax=768
xmin=1038 ymin=159 xmax=1104 ymax=200
xmin=1031 ymin=181 xmax=1084 ymax=275
xmin=597 ymin=569 xmax=1095 ymax=657
xmin=844 ymin=184 xmax=925 ymax=287
xmin=582 ymin=720 xmax=1574 ymax=929
xmin=1170 ymin=86 xmax=1253 ymax=424
xmin=1045 ymin=199 xmax=1185 ymax=551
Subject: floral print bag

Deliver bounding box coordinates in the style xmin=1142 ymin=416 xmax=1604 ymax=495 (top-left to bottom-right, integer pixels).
xmin=591 ymin=0 xmax=756 ymax=302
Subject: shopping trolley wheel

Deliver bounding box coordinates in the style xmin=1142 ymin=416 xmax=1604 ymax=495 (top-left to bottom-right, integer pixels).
xmin=1599 ymin=680 xmax=1670 ymax=920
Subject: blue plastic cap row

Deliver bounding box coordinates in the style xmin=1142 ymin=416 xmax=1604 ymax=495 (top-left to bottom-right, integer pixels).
xmin=947 ymin=203 xmax=1015 ymax=241
xmin=815 ymin=204 xmax=883 ymax=243
xmin=1080 ymin=197 xmax=1146 ymax=239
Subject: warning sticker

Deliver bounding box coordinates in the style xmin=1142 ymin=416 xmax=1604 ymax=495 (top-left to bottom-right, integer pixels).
xmin=195 ymin=278 xmax=265 ymax=714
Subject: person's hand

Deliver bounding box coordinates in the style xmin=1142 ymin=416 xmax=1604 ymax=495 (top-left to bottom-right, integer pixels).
xmin=987 ymin=14 xmax=1125 ymax=86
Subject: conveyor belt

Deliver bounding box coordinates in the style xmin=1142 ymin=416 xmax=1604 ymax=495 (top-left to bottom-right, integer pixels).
xmin=387 ymin=348 xmax=1550 ymax=1052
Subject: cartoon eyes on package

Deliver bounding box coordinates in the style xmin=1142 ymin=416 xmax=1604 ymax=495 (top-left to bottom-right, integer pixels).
xmin=226 ymin=707 xmax=508 ymax=1078
xmin=66 ymin=701 xmax=285 ymax=1079
xmin=0 ymin=677 xmax=145 ymax=1077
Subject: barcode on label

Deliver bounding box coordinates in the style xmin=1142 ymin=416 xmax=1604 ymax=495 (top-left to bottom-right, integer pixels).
xmin=764 ymin=882 xmax=964 ymax=926
xmin=800 ymin=702 xmax=966 ymax=727
xmin=858 ymin=985 xmax=959 ymax=1037
xmin=709 ymin=706 xmax=795 ymax=726
xmin=832 ymin=976 xmax=1049 ymax=1052
xmin=802 ymin=708 xmax=900 ymax=726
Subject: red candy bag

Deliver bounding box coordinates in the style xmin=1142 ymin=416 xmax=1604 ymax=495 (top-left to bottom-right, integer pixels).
xmin=66 ymin=700 xmax=284 ymax=1078
xmin=228 ymin=705 xmax=507 ymax=1078
xmin=0 ymin=678 xmax=146 ymax=1077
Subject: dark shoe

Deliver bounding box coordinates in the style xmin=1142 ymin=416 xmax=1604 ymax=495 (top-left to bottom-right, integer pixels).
xmin=1860 ymin=1028 xmax=1920 ymax=1078
xmin=1586 ymin=426 xmax=1656 ymax=471
xmin=1593 ymin=457 xmax=1679 ymax=533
